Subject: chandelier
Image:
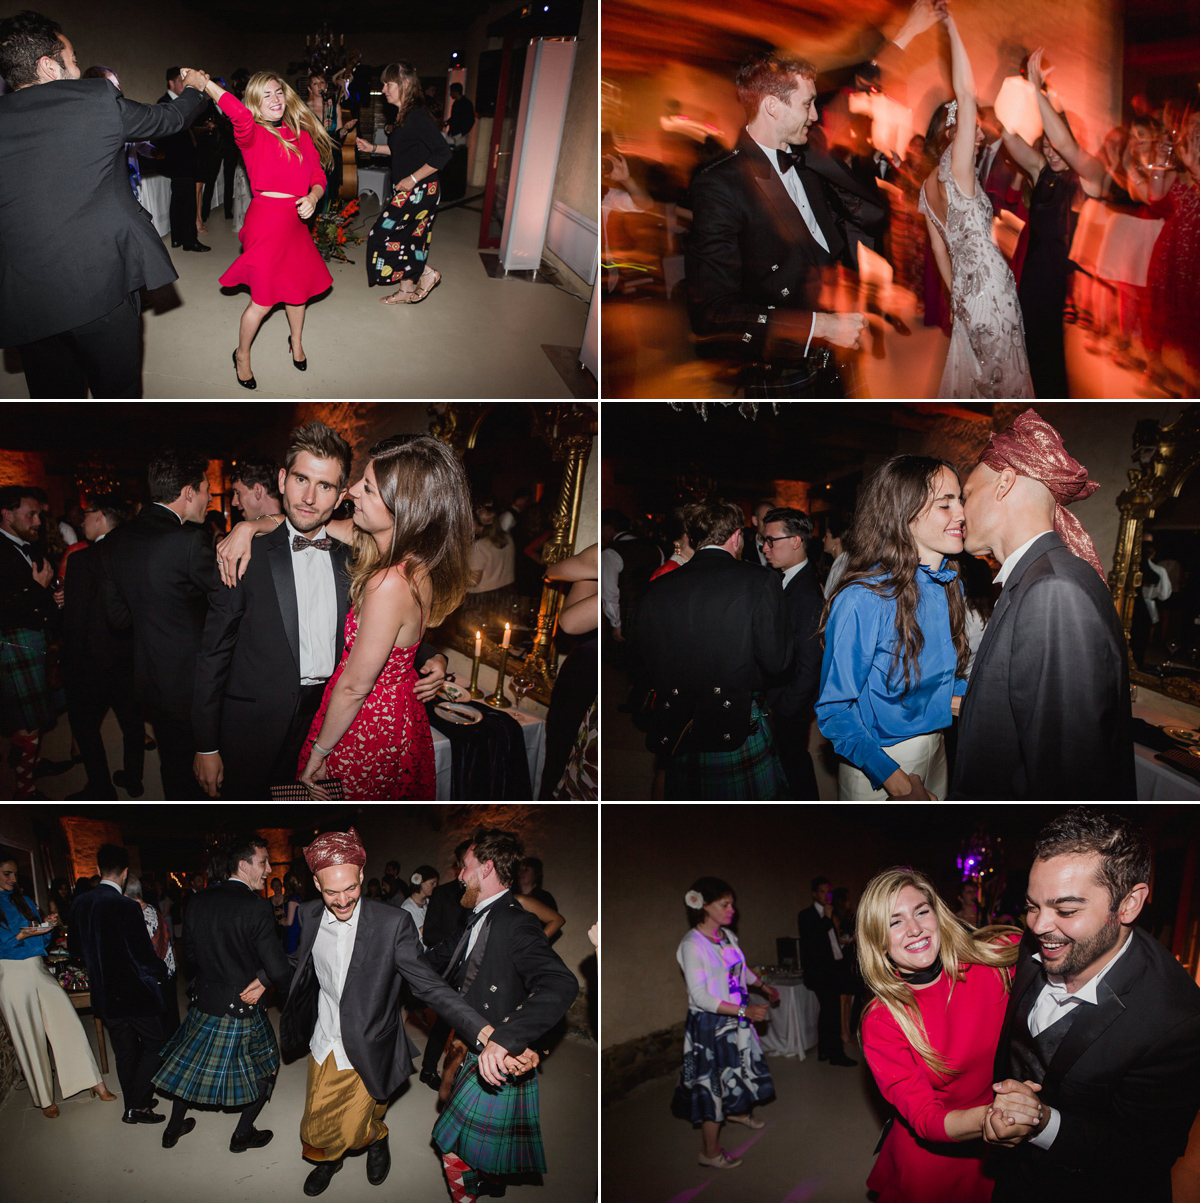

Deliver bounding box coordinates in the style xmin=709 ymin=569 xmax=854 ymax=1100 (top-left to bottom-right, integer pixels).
xmin=667 ymin=402 xmax=780 ymax=422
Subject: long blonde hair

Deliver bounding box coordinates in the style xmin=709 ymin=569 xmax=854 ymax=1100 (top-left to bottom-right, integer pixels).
xmin=857 ymin=866 xmax=1020 ymax=1077
xmin=243 ymin=71 xmax=335 ymax=170
xmin=347 ymin=435 xmax=475 ymax=626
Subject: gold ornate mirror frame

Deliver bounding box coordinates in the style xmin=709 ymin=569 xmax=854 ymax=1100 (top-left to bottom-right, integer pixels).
xmin=1112 ymin=405 xmax=1200 ymax=707
xmin=429 ymin=403 xmax=596 ymax=707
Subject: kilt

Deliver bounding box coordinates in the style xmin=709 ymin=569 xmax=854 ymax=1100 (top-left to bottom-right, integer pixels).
xmin=0 ymin=628 xmax=57 ymax=734
xmin=664 ymin=700 xmax=788 ymax=799
xmin=432 ymin=1052 xmax=546 ymax=1176
xmin=153 ymin=1005 xmax=279 ymax=1107
xmin=366 ymin=177 xmax=440 ymax=286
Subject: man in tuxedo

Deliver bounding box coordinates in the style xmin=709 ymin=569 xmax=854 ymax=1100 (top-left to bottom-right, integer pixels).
xmin=67 ymin=843 xmax=170 ymax=1126
xmin=761 ymin=506 xmax=823 ymax=798
xmin=741 ymin=499 xmax=774 ymax=567
xmin=426 ymin=827 xmax=579 ymax=1203
xmin=798 ymin=876 xmax=856 ymax=1066
xmin=155 ymin=835 xmax=293 ymax=1153
xmin=954 ymin=409 xmax=1134 ymax=799
xmin=230 ymin=454 xmax=283 ymax=522
xmin=61 ymin=494 xmax=145 ymax=800
xmin=631 ymin=498 xmax=793 ymax=799
xmin=278 ymin=828 xmax=525 ymax=1198
xmin=102 ymin=448 xmax=217 ymax=799
xmin=0 ymin=12 xmax=209 ymax=396
xmin=158 ymin=65 xmax=209 ymax=253
xmin=984 ymin=809 xmax=1200 ymax=1202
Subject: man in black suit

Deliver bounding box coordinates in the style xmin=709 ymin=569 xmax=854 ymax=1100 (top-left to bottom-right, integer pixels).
xmin=155 ymin=834 xmax=293 ymax=1153
xmin=425 ymin=827 xmax=579 ymax=1203
xmin=741 ymin=499 xmax=774 ymax=568
xmin=61 ymin=495 xmax=145 ymax=800
xmin=954 ymin=409 xmax=1134 ymax=799
xmin=67 ymin=843 xmax=170 ymax=1126
xmin=102 ymin=448 xmax=217 ymax=800
xmin=278 ymin=828 xmax=526 ymax=1198
xmin=984 ymin=809 xmax=1200 ymax=1202
xmin=631 ymin=498 xmax=793 ymax=799
xmin=0 ymin=12 xmax=209 ymax=397
xmin=761 ymin=506 xmax=823 ymax=798
xmin=157 ymin=66 xmax=209 ymax=253
xmin=798 ymin=875 xmax=856 ymax=1066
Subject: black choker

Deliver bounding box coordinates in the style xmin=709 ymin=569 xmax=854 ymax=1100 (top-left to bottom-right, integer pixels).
xmin=894 ymin=955 xmax=943 ymax=985
xmin=271 ymin=118 xmax=284 ymax=128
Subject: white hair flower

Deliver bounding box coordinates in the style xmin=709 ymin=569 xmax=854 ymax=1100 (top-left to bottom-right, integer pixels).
xmin=685 ymin=889 xmax=704 ymax=909
xmin=411 ymin=872 xmax=423 ymax=885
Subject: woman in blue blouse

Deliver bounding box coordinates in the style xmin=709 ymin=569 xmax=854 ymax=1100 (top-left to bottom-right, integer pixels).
xmin=816 ymin=456 xmax=969 ymax=800
xmin=0 ymin=857 xmax=115 ymax=1116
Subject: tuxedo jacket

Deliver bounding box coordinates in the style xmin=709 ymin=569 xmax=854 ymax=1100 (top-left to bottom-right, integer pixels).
xmin=0 ymin=78 xmax=206 ymax=345
xmin=797 ymin=903 xmax=839 ymax=992
xmin=155 ymin=90 xmax=199 ymax=177
xmin=992 ymin=927 xmax=1200 ymax=1202
xmin=686 ymin=129 xmax=883 ymax=365
xmin=766 ymin=562 xmax=824 ymax=719
xmin=425 ymin=893 xmax=579 ymax=1054
xmin=0 ymin=533 xmax=54 ymax=634
xmin=280 ymin=898 xmax=489 ymax=1100
xmin=102 ymin=504 xmax=218 ymax=723
xmin=422 ymin=878 xmax=468 ymax=953
xmin=62 ymin=540 xmax=134 ymax=688
xmin=67 ymin=883 xmax=168 ymax=1019
xmin=951 ymin=532 xmax=1134 ymax=800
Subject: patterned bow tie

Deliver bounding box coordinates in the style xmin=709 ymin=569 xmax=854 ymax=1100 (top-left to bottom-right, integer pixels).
xmin=776 ymin=147 xmax=805 ymax=174
xmin=292 ymin=535 xmax=333 ymax=552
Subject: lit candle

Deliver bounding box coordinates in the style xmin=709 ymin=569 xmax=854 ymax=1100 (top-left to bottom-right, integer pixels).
xmin=475 ymin=630 xmax=482 ymax=658
xmin=502 ymin=622 xmax=511 ymax=648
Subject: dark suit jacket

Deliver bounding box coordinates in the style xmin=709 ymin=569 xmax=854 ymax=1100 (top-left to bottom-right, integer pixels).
xmin=797 ymin=902 xmax=839 ymax=992
xmin=0 ymin=78 xmax=206 ymax=345
xmin=155 ymin=89 xmax=199 ymax=177
xmin=0 ymin=533 xmax=54 ymax=633
xmin=425 ymin=893 xmax=578 ymax=1053
xmin=686 ymin=129 xmax=883 ymax=365
xmin=767 ymin=561 xmax=824 ymax=719
xmin=67 ymin=882 xmax=168 ymax=1019
xmin=992 ymin=927 xmax=1200 ymax=1202
xmin=422 ymin=879 xmax=467 ymax=953
xmin=62 ymin=540 xmax=134 ymax=687
xmin=280 ymin=898 xmax=488 ymax=1100
xmin=101 ymin=504 xmax=218 ymax=722
xmin=951 ymin=532 xmax=1135 ymax=800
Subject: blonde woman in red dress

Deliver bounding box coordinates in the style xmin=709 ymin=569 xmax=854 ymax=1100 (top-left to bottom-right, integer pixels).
xmin=197 ymin=71 xmax=334 ymax=388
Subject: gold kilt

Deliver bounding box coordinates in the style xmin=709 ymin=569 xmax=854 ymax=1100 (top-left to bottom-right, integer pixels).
xmin=300 ymin=1051 xmax=388 ymax=1161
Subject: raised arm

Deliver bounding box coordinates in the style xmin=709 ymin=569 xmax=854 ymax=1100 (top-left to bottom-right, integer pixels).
xmin=943 ymin=13 xmax=979 ymax=196
xmin=1000 ymin=126 xmax=1044 ymax=186
xmin=1027 ymin=49 xmax=1106 ymax=197
xmin=215 ymin=514 xmax=285 ymax=586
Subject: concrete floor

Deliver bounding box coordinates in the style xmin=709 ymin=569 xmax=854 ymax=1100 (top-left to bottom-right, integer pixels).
xmin=0 ymin=987 xmax=597 ymax=1203
xmin=0 ymin=196 xmax=590 ymax=400
xmin=603 ymin=1042 xmax=889 ymax=1203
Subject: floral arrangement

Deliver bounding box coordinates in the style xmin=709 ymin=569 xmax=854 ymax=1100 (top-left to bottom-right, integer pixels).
xmin=51 ymin=961 xmax=90 ymax=991
xmin=312 ymin=197 xmax=363 ymax=263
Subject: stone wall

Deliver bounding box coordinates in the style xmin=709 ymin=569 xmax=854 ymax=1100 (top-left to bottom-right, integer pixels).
xmin=602 ymin=1021 xmax=685 ymax=1105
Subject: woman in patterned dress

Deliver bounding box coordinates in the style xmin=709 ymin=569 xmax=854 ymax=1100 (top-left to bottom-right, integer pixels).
xmin=297 ymin=435 xmax=474 ymax=800
xmin=672 ymin=877 xmax=779 ymax=1171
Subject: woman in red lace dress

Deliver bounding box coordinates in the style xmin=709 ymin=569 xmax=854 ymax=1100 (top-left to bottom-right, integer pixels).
xmin=297 ymin=435 xmax=474 ymax=800
xmin=857 ymin=867 xmax=1034 ymax=1203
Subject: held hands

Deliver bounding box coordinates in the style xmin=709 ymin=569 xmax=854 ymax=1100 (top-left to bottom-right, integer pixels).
xmin=503 ymin=1048 xmax=540 ymax=1075
xmin=413 ymin=654 xmax=449 ymax=703
xmin=239 ymin=978 xmax=267 ymax=1004
xmin=984 ymin=1080 xmax=1044 ymax=1146
xmin=814 ymin=311 xmax=867 ymax=350
xmin=193 ymin=752 xmax=223 ymax=798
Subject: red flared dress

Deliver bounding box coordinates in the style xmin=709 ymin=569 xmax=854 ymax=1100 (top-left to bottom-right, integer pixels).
xmin=217 ymin=92 xmax=333 ymax=305
xmin=861 ymin=957 xmax=1014 ymax=1203
xmin=299 ymin=610 xmax=436 ymax=800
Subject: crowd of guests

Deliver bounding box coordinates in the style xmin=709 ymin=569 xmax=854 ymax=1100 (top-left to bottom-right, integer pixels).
xmin=611 ymin=407 xmax=1134 ymax=800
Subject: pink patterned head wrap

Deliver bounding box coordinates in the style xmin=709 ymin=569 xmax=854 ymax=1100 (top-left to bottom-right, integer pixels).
xmin=303 ymin=827 xmax=367 ymax=873
xmin=981 ymin=408 xmax=1105 ymax=579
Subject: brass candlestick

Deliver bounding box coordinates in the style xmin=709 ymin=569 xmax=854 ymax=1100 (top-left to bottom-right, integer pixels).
xmin=468 ymin=647 xmax=484 ymax=699
xmin=485 ymin=646 xmax=512 ymax=708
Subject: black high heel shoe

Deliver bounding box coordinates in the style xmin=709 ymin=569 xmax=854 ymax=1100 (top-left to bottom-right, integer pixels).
xmin=232 ymin=349 xmax=256 ymax=390
xmin=288 ymin=335 xmax=307 ymax=371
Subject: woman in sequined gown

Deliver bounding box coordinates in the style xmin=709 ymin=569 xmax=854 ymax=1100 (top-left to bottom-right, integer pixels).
xmin=917 ymin=9 xmax=1033 ymax=399
xmin=297 ymin=435 xmax=475 ymax=800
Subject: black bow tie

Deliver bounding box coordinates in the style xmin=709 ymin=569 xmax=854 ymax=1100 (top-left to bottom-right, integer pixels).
xmin=292 ymin=535 xmax=333 ymax=552
xmin=776 ymin=147 xmax=805 ymax=174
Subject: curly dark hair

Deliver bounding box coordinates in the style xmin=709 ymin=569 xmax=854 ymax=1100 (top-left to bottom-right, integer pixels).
xmin=0 ymin=9 xmax=65 ymax=89
xmin=1034 ymin=808 xmax=1152 ymax=912
xmin=469 ymin=828 xmax=524 ymax=889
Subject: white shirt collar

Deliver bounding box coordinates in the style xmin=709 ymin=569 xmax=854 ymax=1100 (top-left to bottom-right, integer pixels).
xmin=321 ymin=898 xmax=363 ymax=928
xmin=1033 ymin=923 xmax=1136 ymax=1002
xmin=99 ymin=878 xmax=124 ymax=893
xmin=285 ymin=517 xmax=329 ymax=544
xmin=473 ymin=887 xmax=509 ymax=915
xmin=781 ymin=559 xmax=809 ymax=589
xmin=698 ymin=544 xmax=733 ymax=555
xmin=227 ymin=876 xmax=252 ymax=890
xmin=994 ymin=530 xmax=1054 ymax=587
xmin=153 ymin=502 xmax=184 ymax=524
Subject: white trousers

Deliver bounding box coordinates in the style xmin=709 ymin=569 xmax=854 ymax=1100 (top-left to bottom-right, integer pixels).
xmin=837 ymin=730 xmax=948 ymax=800
xmin=0 ymin=956 xmax=100 ymax=1107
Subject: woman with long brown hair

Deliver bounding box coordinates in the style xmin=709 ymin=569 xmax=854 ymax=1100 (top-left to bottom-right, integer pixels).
xmin=815 ymin=455 xmax=968 ymax=800
xmin=357 ymin=61 xmax=451 ymax=304
xmin=297 ymin=435 xmax=474 ymax=799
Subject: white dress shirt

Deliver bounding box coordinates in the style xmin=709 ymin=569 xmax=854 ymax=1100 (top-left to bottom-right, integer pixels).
xmin=750 ymin=133 xmax=830 ymax=253
xmin=311 ymin=900 xmax=362 ymax=1072
xmin=286 ymin=518 xmax=339 ymax=685
xmin=1 ymin=526 xmax=33 ymax=567
xmin=812 ymin=900 xmax=843 ymax=961
xmin=781 ymin=559 xmax=809 ymax=590
xmin=995 ymin=530 xmax=1054 ymax=588
xmin=466 ymin=888 xmax=510 ymax=961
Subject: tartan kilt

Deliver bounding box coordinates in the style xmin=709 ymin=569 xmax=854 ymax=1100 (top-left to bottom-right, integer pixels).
xmin=0 ymin=628 xmax=57 ymax=734
xmin=431 ymin=1052 xmax=546 ymax=1175
xmin=152 ymin=1006 xmax=279 ymax=1107
xmin=664 ymin=700 xmax=788 ymax=800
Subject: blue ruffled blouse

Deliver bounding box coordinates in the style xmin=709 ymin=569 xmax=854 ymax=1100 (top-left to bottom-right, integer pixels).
xmin=816 ymin=560 xmax=967 ymax=789
xmin=0 ymin=890 xmax=49 ymax=960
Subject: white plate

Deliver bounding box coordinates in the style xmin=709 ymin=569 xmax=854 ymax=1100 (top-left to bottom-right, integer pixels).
xmin=438 ymin=682 xmax=468 ymax=703
xmin=435 ymin=701 xmax=482 ymax=726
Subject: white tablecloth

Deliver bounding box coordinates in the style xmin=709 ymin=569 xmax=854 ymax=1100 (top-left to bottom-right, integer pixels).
xmin=1132 ymin=703 xmax=1200 ymax=800
xmin=137 ymin=171 xmax=225 ymax=238
xmin=758 ymin=975 xmax=820 ymax=1059
xmin=431 ymin=706 xmax=546 ymax=800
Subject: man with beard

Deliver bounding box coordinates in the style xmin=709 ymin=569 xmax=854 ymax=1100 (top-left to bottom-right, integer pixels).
xmin=279 ymin=828 xmax=532 ymax=1197
xmin=984 ymin=809 xmax=1200 ymax=1202
xmin=428 ymin=828 xmax=579 ymax=1203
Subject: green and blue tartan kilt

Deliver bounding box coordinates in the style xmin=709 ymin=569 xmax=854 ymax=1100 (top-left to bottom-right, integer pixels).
xmin=152 ymin=1006 xmax=279 ymax=1107
xmin=431 ymin=1052 xmax=546 ymax=1176
xmin=664 ymin=700 xmax=789 ymax=800
xmin=0 ymin=628 xmax=57 ymax=735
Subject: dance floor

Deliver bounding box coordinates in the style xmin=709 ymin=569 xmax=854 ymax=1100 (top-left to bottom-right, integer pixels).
xmin=0 ymin=196 xmax=592 ymax=400
xmin=0 ymin=986 xmax=597 ymax=1203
